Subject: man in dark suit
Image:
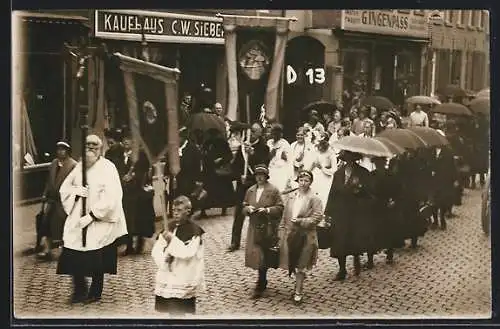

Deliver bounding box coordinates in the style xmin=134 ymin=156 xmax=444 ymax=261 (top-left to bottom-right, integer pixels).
xmin=227 ymin=123 xmax=270 ymax=252
xmin=430 ymin=146 xmax=459 ymax=230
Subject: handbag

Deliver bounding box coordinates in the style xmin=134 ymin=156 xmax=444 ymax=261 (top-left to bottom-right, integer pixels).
xmin=316 ymin=215 xmax=333 ymax=250
xmin=265 ymin=245 xmax=280 ymax=269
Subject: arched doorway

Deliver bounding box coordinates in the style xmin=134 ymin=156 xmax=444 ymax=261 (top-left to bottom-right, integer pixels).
xmin=283 ymin=36 xmax=325 ymax=140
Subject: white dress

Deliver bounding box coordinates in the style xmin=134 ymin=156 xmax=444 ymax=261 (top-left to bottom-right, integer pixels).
xmin=307 ymin=148 xmax=337 ymax=211
xmin=267 ymin=138 xmax=293 ymax=192
xmin=290 ymin=140 xmax=315 ymax=180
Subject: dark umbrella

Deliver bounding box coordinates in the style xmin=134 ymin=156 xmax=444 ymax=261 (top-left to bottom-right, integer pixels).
xmin=436 ymin=84 xmax=467 ymax=98
xmin=406 ymin=126 xmax=449 ymax=147
xmin=302 ymin=100 xmax=336 ymax=114
xmin=376 ymin=128 xmax=428 ymax=150
xmin=189 ymin=112 xmax=226 ymax=135
xmin=433 ymin=102 xmax=473 ymax=116
xmin=468 ymin=97 xmax=490 ymax=115
xmin=361 ymin=96 xmax=394 ymax=111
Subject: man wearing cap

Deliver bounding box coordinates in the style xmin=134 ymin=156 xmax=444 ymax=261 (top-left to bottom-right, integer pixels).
xmin=227 ymin=123 xmax=270 ymax=252
xmin=30 ymin=141 xmax=77 ymax=260
xmin=242 ymin=164 xmax=283 ymax=298
xmin=57 ymin=134 xmax=128 ymax=304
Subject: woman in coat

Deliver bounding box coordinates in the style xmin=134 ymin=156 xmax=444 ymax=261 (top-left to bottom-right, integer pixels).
xmin=279 ymin=170 xmax=323 ymax=304
xmin=242 ymin=164 xmax=284 ymax=299
xmin=324 ymin=151 xmax=376 ymax=280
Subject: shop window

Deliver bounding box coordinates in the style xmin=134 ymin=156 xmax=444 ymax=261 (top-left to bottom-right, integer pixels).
xmin=456 ymin=10 xmax=464 ymax=26
xmin=341 ymin=49 xmax=369 ymax=99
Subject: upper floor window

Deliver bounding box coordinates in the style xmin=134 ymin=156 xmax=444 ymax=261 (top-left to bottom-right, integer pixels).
xmin=478 ymin=10 xmax=485 ymax=28
xmin=445 ymin=10 xmax=455 ymax=24
xmin=468 ymin=10 xmax=475 ymax=27
xmin=457 ymin=10 xmax=464 ymax=25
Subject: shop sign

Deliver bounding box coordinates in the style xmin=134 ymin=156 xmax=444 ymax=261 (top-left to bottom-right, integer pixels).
xmin=94 ymin=10 xmax=224 ymax=44
xmin=340 ymin=10 xmax=429 ymax=39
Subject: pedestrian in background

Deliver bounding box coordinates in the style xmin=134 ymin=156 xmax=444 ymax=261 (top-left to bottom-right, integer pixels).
xmin=151 ymin=196 xmax=205 ymax=316
xmin=267 ymin=124 xmax=293 ymax=193
xmin=32 ymin=141 xmax=77 ymax=261
xmin=57 ymin=134 xmax=128 ymax=304
xmin=279 ymin=170 xmax=322 ymax=304
xmin=242 ymin=164 xmax=284 ymax=299
xmin=409 ymin=105 xmax=429 ymax=127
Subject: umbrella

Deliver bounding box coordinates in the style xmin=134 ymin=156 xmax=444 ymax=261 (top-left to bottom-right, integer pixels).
xmin=376 ymin=128 xmax=428 ymax=150
xmin=406 ymin=96 xmax=441 ymax=105
xmin=189 ymin=112 xmax=226 ymax=135
xmin=406 ymin=126 xmax=449 ymax=147
xmin=373 ymin=136 xmax=406 ymax=155
xmin=361 ymin=96 xmax=394 ymax=111
xmin=432 ymin=102 xmax=473 ymax=116
xmin=468 ymin=97 xmax=490 ymax=115
xmin=436 ymin=84 xmax=467 ymax=97
xmin=332 ymin=135 xmax=395 ymax=158
xmin=302 ymin=100 xmax=336 ymax=114
xmin=476 ymin=88 xmax=490 ymax=99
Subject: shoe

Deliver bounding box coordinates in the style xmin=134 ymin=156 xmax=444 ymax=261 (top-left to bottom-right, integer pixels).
xmin=83 ymin=296 xmax=101 ymax=304
xmin=430 ymin=222 xmax=438 ymax=230
xmin=69 ymin=294 xmax=87 ymax=304
xmin=226 ymin=244 xmax=239 ymax=252
xmin=36 ymin=251 xmax=53 ymax=262
xmin=251 ymin=281 xmax=267 ymax=299
xmin=440 ymin=223 xmax=447 ymax=230
xmin=334 ymin=271 xmax=346 ymax=281
xmin=354 ymin=260 xmax=361 ymax=276
xmin=366 ymin=261 xmax=374 ymax=270
xmin=293 ymin=294 xmax=303 ymax=305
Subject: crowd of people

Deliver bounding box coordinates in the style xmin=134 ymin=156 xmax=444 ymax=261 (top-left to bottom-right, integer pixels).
xmin=21 ymin=86 xmax=489 ymax=315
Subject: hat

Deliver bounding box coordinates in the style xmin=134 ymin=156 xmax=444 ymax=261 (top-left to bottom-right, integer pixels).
xmin=56 ymin=141 xmax=71 ymax=150
xmin=254 ymin=164 xmax=269 ymax=178
xmin=338 ymin=150 xmax=363 ymax=162
xmin=297 ymin=169 xmax=314 ymax=182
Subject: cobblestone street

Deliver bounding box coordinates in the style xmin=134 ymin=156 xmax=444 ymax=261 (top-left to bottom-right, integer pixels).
xmin=13 ymin=187 xmax=491 ymax=319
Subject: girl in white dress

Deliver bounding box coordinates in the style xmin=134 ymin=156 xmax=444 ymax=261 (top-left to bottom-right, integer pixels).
xmin=307 ymin=134 xmax=337 ymax=211
xmin=267 ymin=124 xmax=293 ymax=192
xmin=290 ymin=127 xmax=315 ymax=180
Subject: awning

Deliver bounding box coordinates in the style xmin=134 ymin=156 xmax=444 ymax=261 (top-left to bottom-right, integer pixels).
xmin=14 ymin=11 xmax=89 ymax=26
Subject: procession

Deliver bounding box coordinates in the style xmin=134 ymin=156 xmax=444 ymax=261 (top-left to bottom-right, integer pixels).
xmin=13 ymin=9 xmax=490 ymax=319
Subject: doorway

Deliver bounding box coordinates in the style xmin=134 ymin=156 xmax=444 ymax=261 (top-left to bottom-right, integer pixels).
xmin=373 ymin=45 xmax=395 ymax=100
xmin=283 ymin=36 xmax=325 ymax=140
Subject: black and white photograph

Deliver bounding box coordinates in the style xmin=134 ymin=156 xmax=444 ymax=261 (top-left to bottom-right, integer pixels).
xmin=12 ymin=9 xmax=491 ymax=319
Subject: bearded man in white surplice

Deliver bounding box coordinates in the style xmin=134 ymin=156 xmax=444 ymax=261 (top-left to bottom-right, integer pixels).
xmin=57 ymin=134 xmax=128 ymax=304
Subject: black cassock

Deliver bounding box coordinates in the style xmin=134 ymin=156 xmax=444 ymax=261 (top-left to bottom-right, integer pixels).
xmin=176 ymin=141 xmax=204 ymax=199
xmin=431 ymin=147 xmax=459 ymax=209
xmin=324 ymin=163 xmax=376 ymax=257
xmin=202 ymin=137 xmax=236 ymax=209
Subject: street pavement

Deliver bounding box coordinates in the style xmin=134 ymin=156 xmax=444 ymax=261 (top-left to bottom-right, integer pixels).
xmin=12 ymin=187 xmax=491 ymax=319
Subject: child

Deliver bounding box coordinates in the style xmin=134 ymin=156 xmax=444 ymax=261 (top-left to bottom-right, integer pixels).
xmin=151 ymin=196 xmax=205 ymax=316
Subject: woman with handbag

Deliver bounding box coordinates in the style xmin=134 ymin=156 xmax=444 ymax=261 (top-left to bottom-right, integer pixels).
xmin=279 ymin=170 xmax=323 ymax=304
xmin=242 ymin=164 xmax=284 ymax=299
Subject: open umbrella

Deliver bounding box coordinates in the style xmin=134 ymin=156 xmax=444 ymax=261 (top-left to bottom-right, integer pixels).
xmin=476 ymin=88 xmax=490 ymax=99
xmin=189 ymin=112 xmax=226 ymax=135
xmin=302 ymin=100 xmax=336 ymax=114
xmin=376 ymin=128 xmax=428 ymax=150
xmin=373 ymin=136 xmax=406 ymax=155
xmin=332 ymin=135 xmax=395 ymax=158
xmin=432 ymin=102 xmax=473 ymax=116
xmin=468 ymin=97 xmax=490 ymax=115
xmin=406 ymin=126 xmax=449 ymax=147
xmin=436 ymin=84 xmax=467 ymax=98
xmin=361 ymin=96 xmax=394 ymax=111
xmin=406 ymin=95 xmax=441 ymax=105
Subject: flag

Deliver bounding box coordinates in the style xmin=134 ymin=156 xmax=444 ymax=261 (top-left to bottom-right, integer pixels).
xmin=113 ymin=53 xmax=181 ymax=176
xmin=220 ymin=14 xmax=293 ymax=124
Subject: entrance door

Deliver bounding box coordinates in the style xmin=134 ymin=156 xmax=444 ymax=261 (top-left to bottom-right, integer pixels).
xmin=283 ymin=36 xmax=325 ymax=140
xmin=373 ymin=45 xmax=395 ymax=100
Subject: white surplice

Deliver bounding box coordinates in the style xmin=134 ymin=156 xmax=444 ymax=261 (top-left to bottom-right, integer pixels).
xmin=267 ymin=138 xmax=293 ymax=192
xmin=307 ymin=147 xmax=338 ymax=211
